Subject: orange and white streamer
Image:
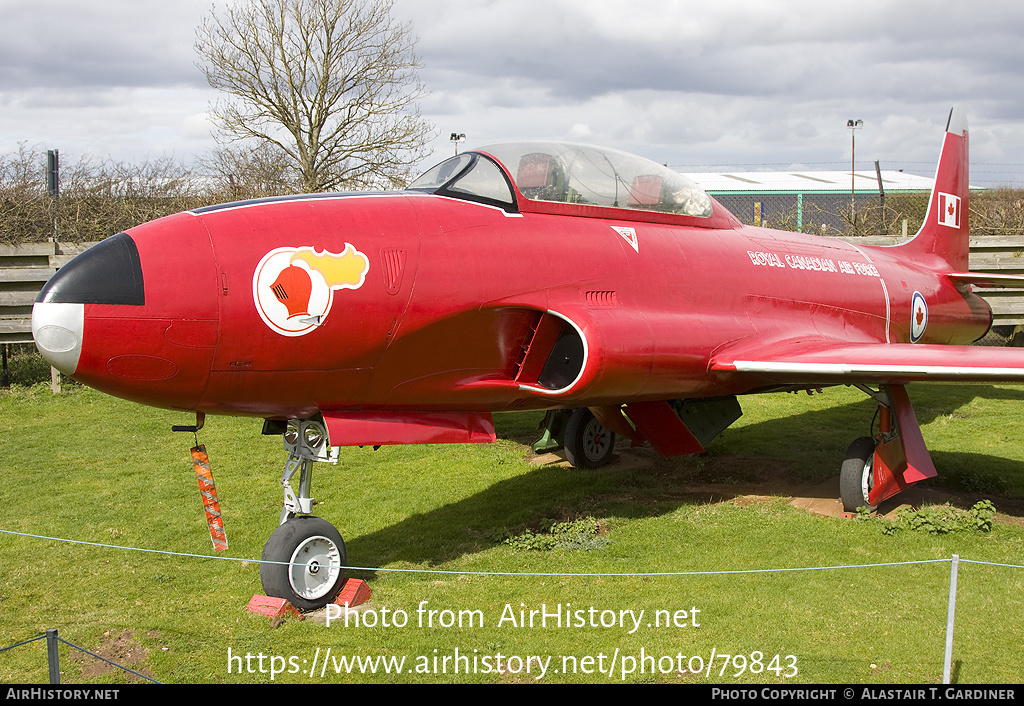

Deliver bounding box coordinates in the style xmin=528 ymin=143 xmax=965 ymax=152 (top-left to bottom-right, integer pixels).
xmin=191 ymin=445 xmax=227 ymax=551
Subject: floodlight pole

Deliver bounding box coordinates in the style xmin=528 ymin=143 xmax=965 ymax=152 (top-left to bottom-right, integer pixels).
xmin=450 ymin=132 xmax=466 ymax=155
xmin=847 ymin=120 xmax=863 ymax=221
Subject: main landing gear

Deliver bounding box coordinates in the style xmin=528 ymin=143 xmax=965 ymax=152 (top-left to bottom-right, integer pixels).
xmin=533 ymin=399 xmax=742 ymax=470
xmin=533 ymin=408 xmax=617 ymax=469
xmin=259 ymin=417 xmax=347 ymax=611
xmin=564 ymin=408 xmax=616 ymax=468
xmin=839 ymin=384 xmax=938 ymax=513
xmin=840 ymin=436 xmax=877 ymax=512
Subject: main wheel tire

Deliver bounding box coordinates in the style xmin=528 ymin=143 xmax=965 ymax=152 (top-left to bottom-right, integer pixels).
xmin=564 ymin=408 xmax=615 ymax=469
xmin=840 ymin=436 xmax=878 ymax=513
xmin=260 ymin=516 xmax=347 ymax=611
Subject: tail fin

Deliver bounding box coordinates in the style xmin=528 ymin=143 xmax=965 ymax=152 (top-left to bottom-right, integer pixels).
xmin=896 ymin=105 xmax=969 ymax=271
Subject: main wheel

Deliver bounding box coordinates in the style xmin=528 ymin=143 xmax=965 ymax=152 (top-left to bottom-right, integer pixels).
xmin=564 ymin=408 xmax=615 ymax=469
xmin=840 ymin=436 xmax=878 ymax=513
xmin=260 ymin=516 xmax=347 ymax=611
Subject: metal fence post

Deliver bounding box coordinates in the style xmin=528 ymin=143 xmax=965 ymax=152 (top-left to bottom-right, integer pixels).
xmin=943 ymin=554 xmax=960 ymax=684
xmin=46 ymin=628 xmax=60 ymax=684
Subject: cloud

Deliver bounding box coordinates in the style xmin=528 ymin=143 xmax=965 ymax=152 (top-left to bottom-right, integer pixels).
xmin=396 ymin=0 xmax=1024 ymax=185
xmin=1 ymin=0 xmax=1022 ymax=186
xmin=0 ymin=0 xmax=209 ymax=90
xmin=404 ymin=0 xmax=1013 ymax=102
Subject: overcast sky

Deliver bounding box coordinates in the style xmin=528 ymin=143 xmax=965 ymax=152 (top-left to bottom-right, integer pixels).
xmin=2 ymin=0 xmax=1023 ymax=186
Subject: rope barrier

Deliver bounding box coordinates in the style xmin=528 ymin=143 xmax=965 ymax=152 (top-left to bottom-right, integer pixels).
xmin=3 ymin=527 xmax=1020 ymax=684
xmin=2 ymin=527 xmax=1021 ymax=575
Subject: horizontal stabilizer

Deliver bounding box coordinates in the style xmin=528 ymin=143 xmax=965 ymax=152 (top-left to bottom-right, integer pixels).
xmin=948 ymin=272 xmax=1024 ymax=289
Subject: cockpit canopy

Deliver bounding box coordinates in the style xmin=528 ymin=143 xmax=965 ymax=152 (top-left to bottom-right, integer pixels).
xmin=407 ymin=141 xmax=713 ymax=219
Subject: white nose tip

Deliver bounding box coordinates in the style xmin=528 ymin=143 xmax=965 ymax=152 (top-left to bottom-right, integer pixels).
xmin=31 ymin=302 xmax=84 ymax=375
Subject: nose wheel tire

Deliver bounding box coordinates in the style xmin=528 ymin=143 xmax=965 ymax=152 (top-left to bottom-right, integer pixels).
xmin=840 ymin=436 xmax=878 ymax=513
xmin=260 ymin=516 xmax=347 ymax=611
xmin=564 ymin=408 xmax=616 ymax=469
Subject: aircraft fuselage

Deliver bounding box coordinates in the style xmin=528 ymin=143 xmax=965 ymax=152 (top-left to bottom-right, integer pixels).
xmin=46 ymin=190 xmax=990 ymax=420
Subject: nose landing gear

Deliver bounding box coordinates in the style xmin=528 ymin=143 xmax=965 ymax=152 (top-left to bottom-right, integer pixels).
xmin=259 ymin=417 xmax=348 ymax=611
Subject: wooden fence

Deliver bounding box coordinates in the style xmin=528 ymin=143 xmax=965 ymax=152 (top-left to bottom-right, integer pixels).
xmin=0 ymin=242 xmax=97 ymax=345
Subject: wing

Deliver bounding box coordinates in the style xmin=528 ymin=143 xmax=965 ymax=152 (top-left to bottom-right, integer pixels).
xmin=710 ymin=339 xmax=1024 ymax=387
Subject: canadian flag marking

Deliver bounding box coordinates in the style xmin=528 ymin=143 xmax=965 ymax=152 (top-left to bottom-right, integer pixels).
xmin=938 ymin=192 xmax=961 ymax=228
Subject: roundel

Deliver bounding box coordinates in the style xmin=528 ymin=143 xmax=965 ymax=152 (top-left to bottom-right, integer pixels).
xmin=910 ymin=291 xmax=928 ymax=343
xmin=253 ymin=244 xmax=369 ymax=337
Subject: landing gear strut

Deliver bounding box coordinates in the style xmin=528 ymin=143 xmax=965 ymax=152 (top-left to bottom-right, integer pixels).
xmin=260 ymin=417 xmax=347 ymax=611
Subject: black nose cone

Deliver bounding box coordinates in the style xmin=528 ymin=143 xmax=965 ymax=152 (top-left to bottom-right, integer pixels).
xmin=37 ymin=232 xmax=145 ymax=305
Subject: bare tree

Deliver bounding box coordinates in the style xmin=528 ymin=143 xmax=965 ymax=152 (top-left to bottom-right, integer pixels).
xmin=198 ymin=142 xmax=300 ymax=199
xmin=195 ymin=0 xmax=434 ymax=193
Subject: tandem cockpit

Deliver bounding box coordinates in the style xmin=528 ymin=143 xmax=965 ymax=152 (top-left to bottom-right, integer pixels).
xmin=407 ymin=141 xmax=715 ymax=221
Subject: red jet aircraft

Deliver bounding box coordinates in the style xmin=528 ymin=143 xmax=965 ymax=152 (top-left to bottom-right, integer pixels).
xmin=32 ymin=105 xmax=1024 ymax=610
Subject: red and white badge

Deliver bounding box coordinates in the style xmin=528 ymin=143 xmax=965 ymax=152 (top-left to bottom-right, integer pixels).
xmin=253 ymin=244 xmax=369 ymax=337
xmin=938 ymin=192 xmax=961 ymax=229
xmin=611 ymin=226 xmax=639 ymax=253
xmin=910 ymin=291 xmax=928 ymax=343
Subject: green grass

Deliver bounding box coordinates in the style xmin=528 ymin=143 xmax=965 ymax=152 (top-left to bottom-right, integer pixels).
xmin=1 ymin=383 xmax=1023 ymax=683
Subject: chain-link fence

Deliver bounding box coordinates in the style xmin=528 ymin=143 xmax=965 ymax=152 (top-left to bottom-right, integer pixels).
xmin=714 ymin=188 xmax=1024 ymax=239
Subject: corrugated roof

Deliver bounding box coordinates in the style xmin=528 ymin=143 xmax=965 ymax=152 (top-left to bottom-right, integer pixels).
xmin=679 ymin=170 xmax=937 ymax=193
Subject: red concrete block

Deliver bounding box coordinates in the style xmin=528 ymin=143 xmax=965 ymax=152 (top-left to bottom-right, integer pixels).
xmin=247 ymin=594 xmax=303 ymax=621
xmin=335 ymin=579 xmax=372 ymax=608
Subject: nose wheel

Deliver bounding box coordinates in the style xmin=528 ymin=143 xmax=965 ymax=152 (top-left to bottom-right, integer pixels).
xmin=259 ymin=417 xmax=348 ymax=610
xmin=260 ymin=515 xmax=347 ymax=611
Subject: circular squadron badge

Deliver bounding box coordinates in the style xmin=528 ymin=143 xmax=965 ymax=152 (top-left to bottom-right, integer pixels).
xmin=252 ymin=244 xmax=369 ymax=337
